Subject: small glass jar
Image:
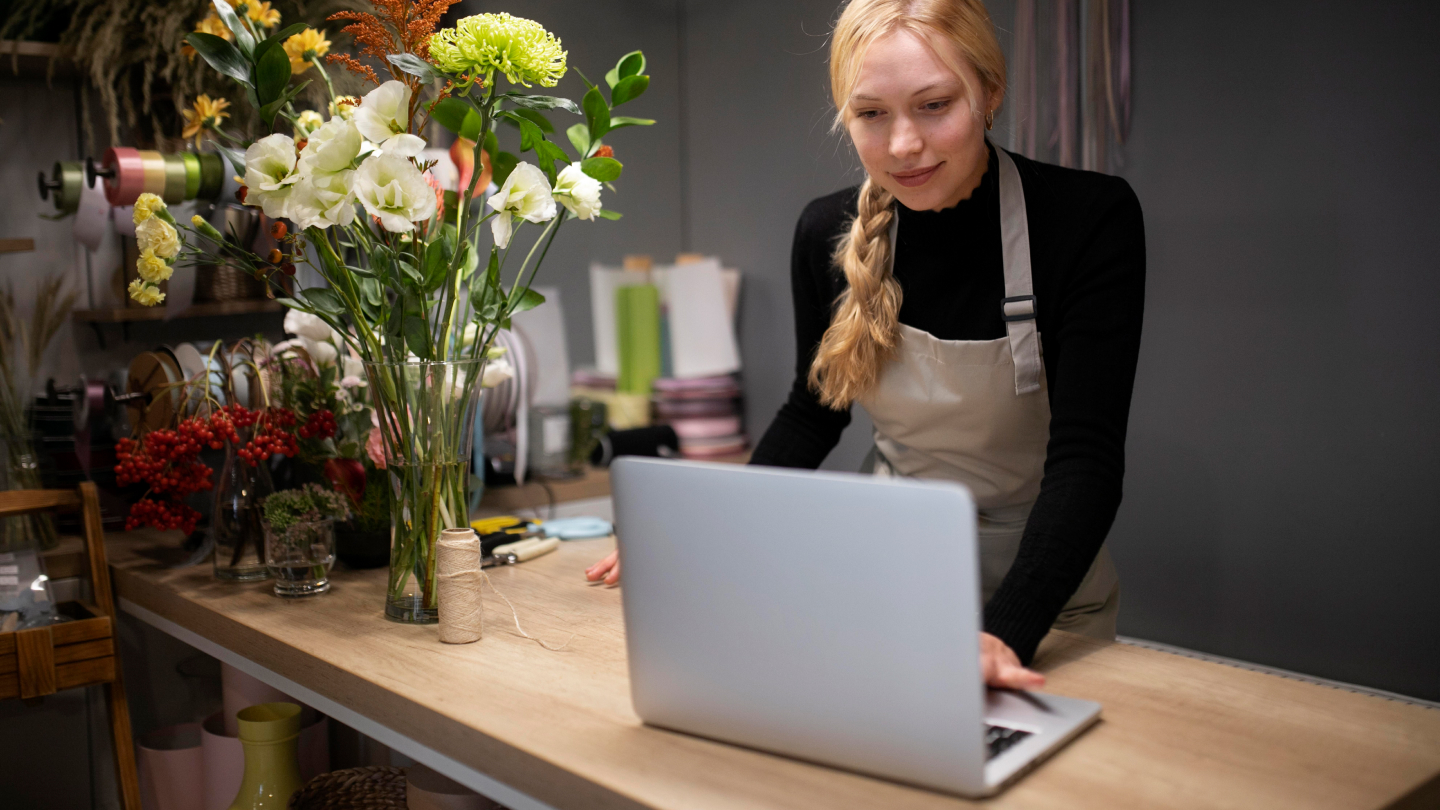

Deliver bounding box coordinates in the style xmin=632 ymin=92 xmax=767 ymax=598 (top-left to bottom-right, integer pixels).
xmin=263 ymin=518 xmax=336 ymax=597
xmin=213 ymin=438 xmax=273 ymax=582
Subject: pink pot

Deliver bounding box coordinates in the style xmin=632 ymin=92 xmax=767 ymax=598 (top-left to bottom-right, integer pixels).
xmin=202 ymin=710 xmax=330 ymax=810
xmin=137 ymin=723 xmax=204 ymax=810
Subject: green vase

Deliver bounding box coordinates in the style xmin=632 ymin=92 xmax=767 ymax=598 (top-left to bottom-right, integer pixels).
xmin=228 ymin=702 xmax=304 ymax=810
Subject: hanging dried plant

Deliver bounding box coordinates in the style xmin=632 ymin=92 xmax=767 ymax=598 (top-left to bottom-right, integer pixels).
xmin=1 ymin=0 xmax=373 ymax=151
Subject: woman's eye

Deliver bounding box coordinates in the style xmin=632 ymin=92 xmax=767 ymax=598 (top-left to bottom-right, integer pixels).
xmin=922 ymin=100 xmax=950 ymax=112
xmin=857 ymin=109 xmax=882 ymax=121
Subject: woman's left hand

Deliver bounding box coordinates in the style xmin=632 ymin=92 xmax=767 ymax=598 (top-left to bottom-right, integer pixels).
xmin=981 ymin=632 xmax=1045 ymax=690
xmin=585 ymin=549 xmax=621 ymax=585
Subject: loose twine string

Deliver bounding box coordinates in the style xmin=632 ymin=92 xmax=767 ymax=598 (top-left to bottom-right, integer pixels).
xmin=437 ymin=528 xmax=573 ymax=651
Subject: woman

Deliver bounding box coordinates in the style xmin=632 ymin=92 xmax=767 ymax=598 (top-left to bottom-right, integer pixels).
xmin=588 ymin=0 xmax=1144 ymax=690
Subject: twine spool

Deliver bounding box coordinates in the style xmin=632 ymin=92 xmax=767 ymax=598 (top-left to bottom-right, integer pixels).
xmin=437 ymin=528 xmax=483 ymax=644
xmin=197 ymin=152 xmax=225 ymax=200
xmin=162 ymin=154 xmax=189 ymax=203
xmin=101 ymin=146 xmax=145 ymax=206
xmin=138 ymin=150 xmax=168 ymax=197
xmin=181 ymin=152 xmax=202 ymax=200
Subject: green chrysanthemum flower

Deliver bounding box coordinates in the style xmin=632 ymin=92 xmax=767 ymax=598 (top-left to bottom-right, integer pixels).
xmin=429 ymin=13 xmax=567 ymax=87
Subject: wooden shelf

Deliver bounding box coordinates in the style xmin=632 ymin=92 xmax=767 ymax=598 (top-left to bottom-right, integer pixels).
xmin=0 ymin=238 xmax=36 ymax=254
xmin=0 ymin=40 xmax=74 ymax=80
xmin=73 ymin=300 xmax=286 ymax=323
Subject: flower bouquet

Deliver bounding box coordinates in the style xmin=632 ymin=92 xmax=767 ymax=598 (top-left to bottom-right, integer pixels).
xmin=137 ymin=0 xmax=655 ymax=622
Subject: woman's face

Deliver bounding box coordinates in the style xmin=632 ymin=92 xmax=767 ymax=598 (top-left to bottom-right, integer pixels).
xmin=845 ymin=29 xmax=995 ymax=211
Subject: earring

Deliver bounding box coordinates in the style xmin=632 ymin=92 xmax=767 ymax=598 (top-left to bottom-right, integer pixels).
xmin=985 ymin=109 xmax=994 ymax=130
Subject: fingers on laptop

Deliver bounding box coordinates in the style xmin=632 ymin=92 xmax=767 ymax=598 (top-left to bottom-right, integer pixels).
xmin=586 ymin=550 xmax=621 ymax=586
xmin=982 ymin=632 xmax=1046 ymax=690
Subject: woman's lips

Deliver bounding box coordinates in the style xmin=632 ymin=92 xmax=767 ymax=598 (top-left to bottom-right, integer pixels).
xmin=890 ymin=163 xmax=942 ymax=188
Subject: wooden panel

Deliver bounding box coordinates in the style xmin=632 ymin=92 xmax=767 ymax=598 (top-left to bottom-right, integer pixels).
xmin=106 ymin=530 xmax=1440 ymax=810
xmin=0 ymin=633 xmax=13 ymax=656
xmin=0 ymin=651 xmax=14 ymax=675
xmin=51 ymin=612 xmax=110 ymax=646
xmin=0 ymin=489 xmax=80 ymax=518
xmin=80 ymin=483 xmax=118 ymax=619
xmin=54 ymin=638 xmax=114 ymax=665
xmin=16 ymin=626 xmax=56 ymax=699
xmin=41 ymin=535 xmax=88 ymax=580
xmin=0 ymin=238 xmax=37 ymax=254
xmin=0 ymin=671 xmax=15 ymax=700
xmin=55 ymin=656 xmax=115 ymax=691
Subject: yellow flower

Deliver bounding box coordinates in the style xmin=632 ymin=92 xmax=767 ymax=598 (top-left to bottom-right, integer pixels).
xmin=181 ymin=94 xmax=231 ymax=149
xmin=429 ymin=13 xmax=567 ymax=87
xmin=132 ymin=193 xmax=165 ymax=225
xmin=128 ymin=279 xmax=166 ymax=307
xmin=136 ymin=249 xmax=174 ymax=284
xmin=136 ymin=217 xmax=181 ymax=260
xmin=329 ymin=96 xmax=360 ymax=121
xmin=293 ymin=110 xmax=324 ymax=137
xmin=283 ymin=28 xmax=330 ymax=74
xmin=183 ymin=12 xmax=232 ymax=59
xmin=246 ymin=1 xmax=280 ymax=28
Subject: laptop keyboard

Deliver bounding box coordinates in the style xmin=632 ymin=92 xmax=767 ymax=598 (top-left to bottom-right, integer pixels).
xmin=985 ymin=724 xmax=1032 ymax=759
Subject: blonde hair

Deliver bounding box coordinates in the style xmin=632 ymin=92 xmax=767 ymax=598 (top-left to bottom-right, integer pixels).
xmin=808 ymin=0 xmax=1007 ymax=407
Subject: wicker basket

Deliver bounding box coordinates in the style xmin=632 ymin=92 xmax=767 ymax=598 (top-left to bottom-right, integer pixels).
xmin=194 ymin=262 xmax=269 ymax=302
xmin=288 ymin=766 xmax=407 ymax=810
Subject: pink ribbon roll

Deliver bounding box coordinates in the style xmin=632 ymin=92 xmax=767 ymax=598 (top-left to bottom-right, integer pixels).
xmin=101 ymin=146 xmax=146 ymax=206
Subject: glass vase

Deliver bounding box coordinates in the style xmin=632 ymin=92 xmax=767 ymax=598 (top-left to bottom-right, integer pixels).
xmin=213 ymin=437 xmax=274 ymax=581
xmin=263 ymin=518 xmax=335 ymax=597
xmin=363 ymin=359 xmax=484 ymax=623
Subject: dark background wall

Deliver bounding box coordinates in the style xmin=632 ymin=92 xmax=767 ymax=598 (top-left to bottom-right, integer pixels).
xmin=673 ymin=0 xmax=1440 ymax=700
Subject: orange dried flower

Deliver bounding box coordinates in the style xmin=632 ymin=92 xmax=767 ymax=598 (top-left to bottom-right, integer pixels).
xmin=328 ymin=0 xmax=460 ymax=88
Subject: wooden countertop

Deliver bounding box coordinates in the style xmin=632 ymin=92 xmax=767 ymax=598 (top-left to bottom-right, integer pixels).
xmin=107 ymin=532 xmax=1440 ymax=810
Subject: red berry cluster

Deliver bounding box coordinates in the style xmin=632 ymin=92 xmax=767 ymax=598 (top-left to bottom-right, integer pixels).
xmin=124 ymin=498 xmax=202 ymax=534
xmin=238 ymin=407 xmax=299 ymax=465
xmin=298 ymin=409 xmax=337 ymax=440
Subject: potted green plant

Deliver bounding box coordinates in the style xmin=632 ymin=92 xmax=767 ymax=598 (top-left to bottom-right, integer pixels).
xmin=261 ymin=483 xmax=349 ymax=597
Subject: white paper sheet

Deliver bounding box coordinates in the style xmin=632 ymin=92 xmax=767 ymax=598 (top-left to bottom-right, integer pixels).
xmin=510 ymin=285 xmax=571 ymax=407
xmin=589 ymin=264 xmax=649 ymax=376
xmin=654 ymin=258 xmax=742 ymax=379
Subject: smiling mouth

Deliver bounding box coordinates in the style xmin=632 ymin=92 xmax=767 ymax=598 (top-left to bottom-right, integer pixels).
xmin=890 ymin=163 xmax=942 ymax=188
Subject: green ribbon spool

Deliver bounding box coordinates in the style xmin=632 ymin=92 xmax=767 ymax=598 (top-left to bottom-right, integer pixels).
xmin=162 ymin=154 xmax=189 ymax=204
xmin=196 ymin=153 xmax=225 ymax=201
xmin=181 ymin=152 xmax=202 ymax=200
xmin=52 ymin=161 xmax=84 ymax=214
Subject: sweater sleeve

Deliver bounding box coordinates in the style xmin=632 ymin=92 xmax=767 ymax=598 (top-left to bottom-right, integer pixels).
xmin=983 ymin=177 xmax=1146 ymax=664
xmin=749 ymin=200 xmax=853 ymax=469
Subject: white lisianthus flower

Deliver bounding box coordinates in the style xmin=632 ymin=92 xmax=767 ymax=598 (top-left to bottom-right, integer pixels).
xmin=304 ymin=337 xmax=338 ymax=366
xmin=299 ymin=118 xmax=363 ymax=174
xmin=340 ymin=353 xmax=363 ymax=380
xmin=353 ymin=81 xmax=426 ymax=158
xmin=135 ymin=217 xmax=181 ymax=259
xmin=354 ymin=154 xmax=438 ymax=232
xmin=289 ymin=169 xmax=358 ymax=229
xmin=551 ymin=162 xmax=603 ymax=220
xmin=481 ymin=358 xmax=514 ymax=388
xmin=243 ymin=134 xmax=302 ymax=219
xmin=485 ymin=162 xmax=556 ymax=249
xmin=294 ymin=109 xmax=324 ymax=137
xmin=284 ymin=309 xmax=336 ymax=343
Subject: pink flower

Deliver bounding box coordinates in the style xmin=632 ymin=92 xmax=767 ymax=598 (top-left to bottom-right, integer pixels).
xmin=365 ymin=427 xmax=387 ymax=469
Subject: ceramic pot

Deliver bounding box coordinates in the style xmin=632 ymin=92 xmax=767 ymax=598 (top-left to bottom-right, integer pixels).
xmin=202 ymin=709 xmax=328 ymax=810
xmin=137 ymin=723 xmax=204 ymax=810
xmin=228 ymin=702 xmax=303 ymax=810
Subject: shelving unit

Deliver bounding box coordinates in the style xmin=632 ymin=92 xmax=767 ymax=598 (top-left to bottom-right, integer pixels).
xmin=73 ymin=299 xmax=286 ymax=323
xmin=0 ymin=40 xmax=74 ymax=80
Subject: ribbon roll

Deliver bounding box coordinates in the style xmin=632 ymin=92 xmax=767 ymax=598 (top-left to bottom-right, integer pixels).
xmin=197 ymin=152 xmax=225 ymax=200
xmin=163 ymin=154 xmax=189 ymax=203
xmin=181 ymin=152 xmax=201 ymax=200
xmin=38 ymin=161 xmax=84 ymax=214
xmin=98 ymin=146 xmax=145 ymax=206
xmin=138 ymin=150 xmax=168 ymax=197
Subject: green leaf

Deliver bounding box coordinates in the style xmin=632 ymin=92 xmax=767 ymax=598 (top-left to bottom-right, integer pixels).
xmin=397 ymin=256 xmax=424 ymax=286
xmin=185 ymin=33 xmax=251 ymax=86
xmin=276 ymin=297 xmax=310 ymax=312
xmin=214 ymin=143 xmax=249 ymax=176
xmin=511 ymin=287 xmax=546 ymax=315
xmin=608 ymin=116 xmax=656 ymax=131
xmin=388 ymin=53 xmax=443 ymax=84
xmin=605 ymin=51 xmax=646 ymax=88
xmin=535 ymin=139 xmax=569 ymax=167
xmin=254 ymin=23 xmax=306 ymax=66
xmin=403 ymin=316 xmax=432 ymax=359
xmin=502 ymin=93 xmax=581 ymax=115
xmin=491 ymin=151 xmax=518 ymax=188
xmin=255 ymin=42 xmax=291 ymax=109
xmin=360 ymin=277 xmax=383 ymax=307
xmin=567 ymin=123 xmax=591 ymax=158
xmin=303 ymin=287 xmax=345 ymax=316
xmin=583 ymin=86 xmax=610 ymax=141
xmin=211 ymin=0 xmax=254 ymax=57
xmin=610 ymin=74 xmax=649 ymax=107
xmin=597 ymin=208 xmax=623 ymax=220
xmin=580 ymin=156 xmax=622 ymax=182
xmin=469 ymin=249 xmax=505 ymax=321
xmin=421 ymin=234 xmax=450 ymax=293
xmin=345 ymin=263 xmax=379 ymax=279
xmin=511 ymin=107 xmax=554 ymax=133
xmin=259 ymin=79 xmax=310 ymax=129
xmin=429 ymin=98 xmax=472 ymax=136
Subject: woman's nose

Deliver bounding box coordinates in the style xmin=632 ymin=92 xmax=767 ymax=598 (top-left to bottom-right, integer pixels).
xmin=889 ymin=115 xmax=924 ymax=159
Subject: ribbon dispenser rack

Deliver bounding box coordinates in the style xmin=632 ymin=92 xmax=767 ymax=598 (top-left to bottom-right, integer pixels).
xmin=36 ymin=161 xmax=85 ymax=215
xmin=84 ymin=147 xmax=226 ymax=207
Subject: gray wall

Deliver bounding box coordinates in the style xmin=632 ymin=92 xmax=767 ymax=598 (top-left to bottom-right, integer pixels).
xmin=676 ymin=0 xmax=1440 ymax=700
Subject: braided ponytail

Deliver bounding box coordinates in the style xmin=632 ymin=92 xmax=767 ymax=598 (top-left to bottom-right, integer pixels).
xmin=807 ymin=178 xmax=901 ymax=407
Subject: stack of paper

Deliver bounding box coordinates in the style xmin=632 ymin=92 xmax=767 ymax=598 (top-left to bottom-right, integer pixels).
xmin=653 ymin=375 xmax=747 ymax=458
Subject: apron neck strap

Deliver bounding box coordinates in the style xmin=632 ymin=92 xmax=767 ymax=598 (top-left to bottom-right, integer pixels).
xmin=996 ymin=145 xmax=1043 ymax=395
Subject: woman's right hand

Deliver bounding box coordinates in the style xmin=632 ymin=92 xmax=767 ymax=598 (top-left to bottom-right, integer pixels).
xmin=585 ymin=549 xmax=621 ymax=585
xmin=981 ymin=632 xmax=1045 ymax=690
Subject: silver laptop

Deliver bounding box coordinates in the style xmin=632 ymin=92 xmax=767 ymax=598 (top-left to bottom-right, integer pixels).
xmin=611 ymin=457 xmax=1100 ymax=797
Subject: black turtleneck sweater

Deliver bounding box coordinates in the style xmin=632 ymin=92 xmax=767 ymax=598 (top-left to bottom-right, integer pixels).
xmin=750 ymin=145 xmax=1146 ymax=664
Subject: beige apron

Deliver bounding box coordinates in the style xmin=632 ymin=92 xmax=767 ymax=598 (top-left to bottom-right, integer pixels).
xmin=857 ymin=146 xmax=1120 ymax=640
